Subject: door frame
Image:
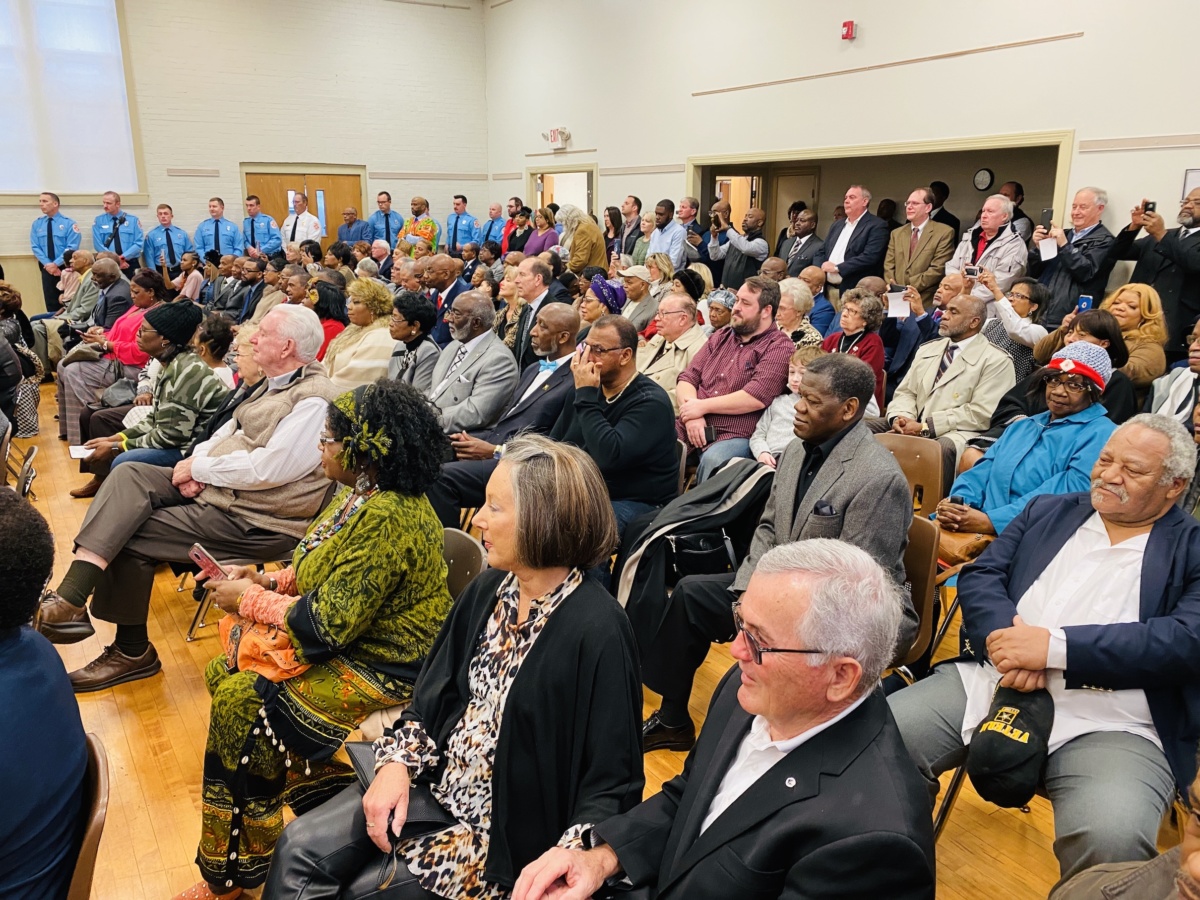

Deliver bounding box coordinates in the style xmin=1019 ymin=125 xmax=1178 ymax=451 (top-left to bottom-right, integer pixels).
xmin=240 ymin=163 xmax=370 ymax=220
xmin=525 ymin=163 xmax=600 ymax=217
xmin=686 ymin=129 xmax=1075 ymax=227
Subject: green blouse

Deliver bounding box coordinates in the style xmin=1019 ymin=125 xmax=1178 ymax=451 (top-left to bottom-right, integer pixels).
xmin=285 ymin=487 xmax=452 ymax=674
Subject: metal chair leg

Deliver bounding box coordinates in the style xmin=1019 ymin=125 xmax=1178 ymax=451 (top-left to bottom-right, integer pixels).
xmin=176 ymin=570 xmax=192 ymax=592
xmin=933 ymin=764 xmax=969 ymax=841
xmin=932 ymin=592 xmax=961 ymax=655
xmin=186 ymin=588 xmax=214 ymax=641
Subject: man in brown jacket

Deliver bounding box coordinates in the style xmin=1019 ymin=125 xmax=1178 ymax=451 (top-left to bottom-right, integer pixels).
xmin=884 ymin=187 xmax=956 ymax=307
xmin=35 ymin=305 xmax=340 ymax=692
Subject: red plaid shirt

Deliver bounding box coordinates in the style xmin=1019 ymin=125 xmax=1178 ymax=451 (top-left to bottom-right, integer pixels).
xmin=676 ymin=325 xmax=794 ymax=442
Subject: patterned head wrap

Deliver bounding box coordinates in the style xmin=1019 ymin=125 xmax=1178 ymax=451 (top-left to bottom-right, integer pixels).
xmin=588 ymin=276 xmax=626 ymax=315
xmin=331 ymin=383 xmax=393 ymax=468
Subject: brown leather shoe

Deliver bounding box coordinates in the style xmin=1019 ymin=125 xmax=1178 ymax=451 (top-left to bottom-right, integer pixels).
xmin=69 ymin=476 xmax=104 ymax=499
xmin=34 ymin=591 xmax=95 ymax=644
xmin=69 ymin=644 xmax=162 ymax=693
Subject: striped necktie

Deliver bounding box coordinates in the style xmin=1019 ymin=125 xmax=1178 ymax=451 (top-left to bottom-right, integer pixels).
xmin=933 ymin=343 xmax=957 ymax=385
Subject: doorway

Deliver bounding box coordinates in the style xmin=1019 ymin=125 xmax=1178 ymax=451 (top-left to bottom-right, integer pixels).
xmin=527 ymin=164 xmax=599 ymax=217
xmin=243 ymin=167 xmax=367 ymax=251
xmin=712 ymin=174 xmax=762 ymax=231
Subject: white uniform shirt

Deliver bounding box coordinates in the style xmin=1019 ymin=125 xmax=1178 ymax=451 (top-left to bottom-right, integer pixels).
xmin=282 ymin=211 xmax=323 ymax=243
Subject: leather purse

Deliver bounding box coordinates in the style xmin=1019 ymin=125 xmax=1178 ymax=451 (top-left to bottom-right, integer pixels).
xmin=937 ymin=527 xmax=995 ymax=567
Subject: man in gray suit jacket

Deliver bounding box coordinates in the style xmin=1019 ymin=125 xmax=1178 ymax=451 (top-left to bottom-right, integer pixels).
xmin=426 ymin=290 xmax=519 ymax=435
xmin=642 ymin=353 xmax=918 ymax=752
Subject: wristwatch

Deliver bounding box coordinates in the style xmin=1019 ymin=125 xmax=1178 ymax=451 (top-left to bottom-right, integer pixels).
xmin=493 ymin=444 xmax=505 ymax=460
xmin=919 ymin=423 xmax=931 ymax=438
xmin=268 ymin=576 xmax=278 ymax=592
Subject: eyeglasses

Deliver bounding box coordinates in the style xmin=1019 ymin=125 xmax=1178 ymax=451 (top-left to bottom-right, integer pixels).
xmin=317 ymin=433 xmax=341 ymax=445
xmin=1041 ymin=374 xmax=1090 ymax=394
xmin=1006 ymin=291 xmax=1033 ymax=302
xmin=581 ymin=343 xmax=624 ymax=355
xmin=444 ymin=307 xmax=470 ymax=320
xmin=731 ymin=600 xmax=825 ymax=666
xmin=654 ymin=308 xmax=686 ymax=319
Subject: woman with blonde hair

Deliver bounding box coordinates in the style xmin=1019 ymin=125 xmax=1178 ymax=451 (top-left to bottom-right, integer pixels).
xmin=493 ymin=264 xmax=525 ymax=349
xmin=645 ymin=252 xmax=675 ymax=303
xmin=558 ymin=204 xmax=608 ymax=274
xmin=632 ymin=212 xmax=653 ymax=265
xmin=1034 ymin=282 xmax=1167 ymax=395
xmin=323 ymin=278 xmax=397 ymax=390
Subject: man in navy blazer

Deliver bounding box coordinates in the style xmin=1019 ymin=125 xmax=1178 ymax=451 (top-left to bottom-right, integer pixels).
xmin=424 ymin=254 xmax=471 ymax=347
xmin=813 ymin=185 xmax=889 ymax=291
xmin=425 ymin=303 xmax=579 ymax=527
xmin=890 ymin=414 xmax=1200 ymax=886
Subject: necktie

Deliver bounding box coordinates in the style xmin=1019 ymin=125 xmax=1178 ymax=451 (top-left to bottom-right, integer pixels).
xmin=787 ymin=234 xmax=803 ymax=266
xmin=450 ymin=216 xmax=459 ymax=252
xmin=46 ymin=218 xmax=56 ymax=263
xmin=934 ymin=343 xmax=957 ymax=385
xmin=165 ymin=228 xmax=176 ymax=265
xmin=214 ymin=220 xmax=222 ymax=254
xmin=290 ymin=216 xmax=299 ymax=241
xmin=909 ymin=225 xmax=919 ymax=259
xmin=250 ymin=218 xmax=257 ymax=248
xmin=112 ymin=218 xmax=124 ymax=256
xmin=384 ymin=213 xmax=392 ymax=248
xmin=446 ymin=344 xmax=469 ymax=377
xmin=538 ymin=359 xmax=557 ymax=373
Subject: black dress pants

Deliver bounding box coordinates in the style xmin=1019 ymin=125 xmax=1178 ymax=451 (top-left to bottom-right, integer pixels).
xmin=425 ymin=458 xmax=499 ymax=528
xmin=40 ymin=265 xmax=62 ymax=313
xmin=640 ymin=572 xmax=738 ymax=705
xmin=264 ymin=782 xmax=439 ymax=899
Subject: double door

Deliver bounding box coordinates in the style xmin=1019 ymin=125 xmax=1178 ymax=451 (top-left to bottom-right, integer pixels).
xmin=244 ymin=172 xmax=364 ymax=251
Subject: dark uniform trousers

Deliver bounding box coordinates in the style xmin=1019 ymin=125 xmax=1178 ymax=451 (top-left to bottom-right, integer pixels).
xmin=75 ymin=462 xmax=297 ymax=626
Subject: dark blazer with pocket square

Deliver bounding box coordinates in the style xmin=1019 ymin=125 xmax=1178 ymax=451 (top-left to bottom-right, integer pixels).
xmin=731 ymin=420 xmax=918 ymax=653
xmin=592 ymin=668 xmax=937 ymax=900
xmin=471 ymin=359 xmax=574 ymax=445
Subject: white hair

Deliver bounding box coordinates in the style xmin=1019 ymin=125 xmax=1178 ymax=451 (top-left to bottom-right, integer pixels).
xmin=778 ymin=277 xmax=814 ymax=317
xmin=557 ymin=204 xmax=585 ymax=241
xmin=371 ymin=239 xmax=389 ymax=252
xmin=1116 ymin=414 xmax=1196 ymax=484
xmin=985 ymin=194 xmax=1014 ymax=220
xmin=266 ymin=303 xmax=323 ymax=363
xmin=356 ymin=258 xmax=379 ymax=278
xmin=754 ymin=539 xmax=903 ymax=692
xmin=1078 ymin=186 xmax=1108 ymax=208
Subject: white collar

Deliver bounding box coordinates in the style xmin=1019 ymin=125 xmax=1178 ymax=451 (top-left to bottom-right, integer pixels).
xmin=457 ymin=330 xmax=489 ymax=354
xmin=749 ymin=689 xmax=873 ymax=753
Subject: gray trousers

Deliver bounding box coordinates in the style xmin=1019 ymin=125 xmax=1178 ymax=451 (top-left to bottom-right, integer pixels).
xmin=75 ymin=462 xmax=297 ymax=626
xmin=888 ymin=664 xmax=1175 ymax=887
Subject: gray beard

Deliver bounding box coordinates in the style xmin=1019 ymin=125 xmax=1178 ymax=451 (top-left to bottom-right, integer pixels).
xmin=1178 ymin=211 xmax=1198 ymax=228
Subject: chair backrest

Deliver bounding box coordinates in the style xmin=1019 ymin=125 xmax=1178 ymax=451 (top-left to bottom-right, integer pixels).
xmin=874 ymin=432 xmax=945 ymax=518
xmin=675 ymin=439 xmax=689 ymax=496
xmin=897 ymin=516 xmax=939 ymax=668
xmin=443 ymin=528 xmax=487 ymax=601
xmin=67 ymin=733 xmax=110 ymax=900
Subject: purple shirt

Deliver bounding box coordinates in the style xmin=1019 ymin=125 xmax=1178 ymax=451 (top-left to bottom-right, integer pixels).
xmin=523 ymin=228 xmax=560 ymax=257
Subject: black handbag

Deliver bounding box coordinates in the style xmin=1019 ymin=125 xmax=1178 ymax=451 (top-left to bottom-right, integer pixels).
xmin=663 ymin=530 xmax=737 ymax=587
xmin=344 ymin=741 xmax=457 ymax=893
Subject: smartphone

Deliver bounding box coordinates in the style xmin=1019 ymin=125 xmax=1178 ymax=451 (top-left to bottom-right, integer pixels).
xmin=189 ymin=543 xmax=228 ymax=582
xmin=1040 ymin=208 xmax=1054 ymax=230
xmin=703 ymin=425 xmax=719 ymax=445
xmin=1076 ymin=295 xmax=1094 ymax=313
xmin=888 ymin=283 xmax=906 ymax=294
xmin=949 ymin=495 xmax=965 ymax=506
xmin=709 ymin=213 xmax=720 ymax=227
xmin=963 ymin=265 xmax=981 ymax=278
xmin=1144 ymin=201 xmax=1157 ymax=214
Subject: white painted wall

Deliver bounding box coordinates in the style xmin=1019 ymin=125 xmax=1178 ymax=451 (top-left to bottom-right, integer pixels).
xmin=482 ymin=0 xmax=1200 ymax=239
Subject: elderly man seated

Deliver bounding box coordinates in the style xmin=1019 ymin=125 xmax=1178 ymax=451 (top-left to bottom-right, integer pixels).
xmin=514 ymin=540 xmax=936 ymax=900
xmin=636 ymin=291 xmax=707 ymax=412
xmin=35 ymin=306 xmax=340 ymax=691
xmin=890 ymin=414 xmax=1200 ymax=889
xmin=426 ymin=289 xmax=519 ymax=435
xmin=871 ymin=292 xmax=1016 ymax=493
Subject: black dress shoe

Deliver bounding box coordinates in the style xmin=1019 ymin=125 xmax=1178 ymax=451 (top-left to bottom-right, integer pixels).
xmin=642 ymin=710 xmax=696 ymax=753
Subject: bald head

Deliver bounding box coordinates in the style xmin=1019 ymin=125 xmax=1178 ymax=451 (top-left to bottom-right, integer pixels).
xmin=857 ymin=276 xmax=886 ymax=297
xmin=799 ymin=265 xmax=825 ymax=297
xmin=759 ymin=257 xmax=788 ymax=282
xmin=744 ymin=207 xmax=766 ymax=230
xmin=425 ymin=253 xmax=455 ymax=290
xmin=91 ymin=257 xmax=119 ymax=286
xmin=534 ymin=302 xmax=581 ymax=359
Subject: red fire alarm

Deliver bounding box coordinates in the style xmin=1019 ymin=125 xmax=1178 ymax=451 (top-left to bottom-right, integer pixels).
xmin=841 ymin=20 xmax=856 ymax=40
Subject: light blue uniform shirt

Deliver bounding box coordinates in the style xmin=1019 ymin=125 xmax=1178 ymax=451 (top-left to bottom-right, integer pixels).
xmin=194 ymin=217 xmax=246 ymax=258
xmin=143 ymin=224 xmax=194 ymax=268
xmin=443 ymin=212 xmax=480 ymax=251
xmin=243 ymin=214 xmax=282 ymax=256
xmin=478 ymin=216 xmax=506 ymax=248
xmin=367 ymin=210 xmax=405 ymax=249
xmin=337 ymin=220 xmax=373 ymax=244
xmin=92 ymin=212 xmax=144 ymax=261
xmin=948 ymin=404 xmax=1116 ymax=533
xmin=30 ymin=212 xmax=81 ymax=267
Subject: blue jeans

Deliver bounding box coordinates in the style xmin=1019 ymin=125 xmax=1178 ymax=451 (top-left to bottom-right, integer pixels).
xmin=695 ymin=438 xmax=752 ymax=483
xmin=112 ymin=447 xmax=184 ymax=469
xmin=887 ymin=664 xmax=1174 ymax=887
xmin=29 ymin=311 xmax=58 ymax=322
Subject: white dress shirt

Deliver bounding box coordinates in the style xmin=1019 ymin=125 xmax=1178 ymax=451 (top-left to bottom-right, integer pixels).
xmin=699 ymin=690 xmax=872 ymax=834
xmin=282 ymin=211 xmax=323 ymax=243
xmin=512 ymin=354 xmax=569 ymax=408
xmin=189 ymin=371 xmax=327 ymax=489
xmin=432 ymin=330 xmax=489 ymax=396
xmin=828 ymin=214 xmax=862 ymax=266
xmin=956 ymin=512 xmax=1161 ymax=755
xmin=991 ymin=296 xmax=1049 ymax=348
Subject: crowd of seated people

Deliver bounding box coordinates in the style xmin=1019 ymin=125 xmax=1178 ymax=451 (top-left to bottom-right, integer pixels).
xmin=10 ymin=178 xmax=1200 ymax=900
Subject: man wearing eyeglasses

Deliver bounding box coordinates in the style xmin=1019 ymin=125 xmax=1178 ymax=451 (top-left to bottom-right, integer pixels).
xmin=636 ymin=292 xmax=707 ymax=412
xmin=514 ymin=539 xmax=936 ymax=900
xmin=643 ymin=353 xmax=917 ymax=753
xmin=1107 ymin=189 xmax=1200 ymax=363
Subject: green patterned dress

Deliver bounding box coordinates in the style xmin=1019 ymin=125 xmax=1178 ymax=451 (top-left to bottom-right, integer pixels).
xmin=197 ymin=487 xmax=452 ymax=890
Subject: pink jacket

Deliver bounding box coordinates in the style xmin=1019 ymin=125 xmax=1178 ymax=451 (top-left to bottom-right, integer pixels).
xmin=104 ymin=304 xmax=151 ymax=368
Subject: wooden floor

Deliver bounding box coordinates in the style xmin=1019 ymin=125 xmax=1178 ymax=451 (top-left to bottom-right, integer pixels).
xmin=17 ymin=383 xmax=1065 ymax=899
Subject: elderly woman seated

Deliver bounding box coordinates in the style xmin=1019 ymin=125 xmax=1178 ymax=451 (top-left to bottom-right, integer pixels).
xmin=264 ymin=435 xmax=643 ymax=900
xmin=821 ymin=286 xmax=886 ymax=408
xmin=578 ymin=275 xmax=626 ymax=341
xmin=323 ymin=277 xmax=396 ymax=390
xmin=935 ymin=341 xmax=1117 ymax=538
xmin=388 ymin=290 xmax=440 ymax=392
xmin=175 ymin=380 xmax=454 ymax=900
xmin=776 ymin=277 xmax=823 ymax=347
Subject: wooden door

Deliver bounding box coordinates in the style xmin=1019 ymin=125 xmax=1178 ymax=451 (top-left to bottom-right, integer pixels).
xmin=770 ymin=171 xmax=819 ymax=239
xmin=243 ymin=172 xmax=364 ymax=251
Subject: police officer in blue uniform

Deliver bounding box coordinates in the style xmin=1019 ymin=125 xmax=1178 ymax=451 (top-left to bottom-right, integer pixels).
xmin=143 ymin=203 xmax=194 ymax=281
xmin=194 ymin=197 xmax=246 ymax=259
xmin=367 ymin=190 xmax=404 ymax=249
xmin=30 ymin=191 xmax=81 ymax=312
xmin=243 ymin=195 xmax=283 ymax=259
xmin=92 ymin=191 xmax=144 ymax=272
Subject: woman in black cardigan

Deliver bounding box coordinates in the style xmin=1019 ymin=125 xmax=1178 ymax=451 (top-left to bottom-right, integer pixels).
xmin=264 ymin=435 xmax=644 ymax=900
